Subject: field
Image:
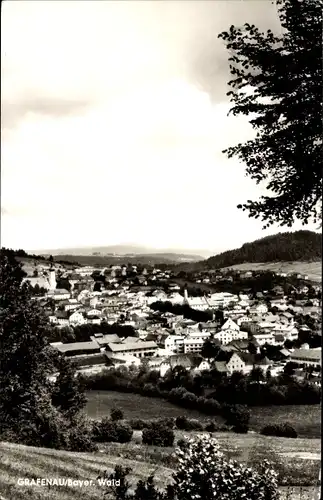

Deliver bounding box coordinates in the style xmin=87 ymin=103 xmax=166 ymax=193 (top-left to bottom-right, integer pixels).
xmin=86 ymin=391 xmax=321 ymax=438
xmin=221 ymin=261 xmax=322 ymax=282
xmin=0 ymin=430 xmax=320 ymax=500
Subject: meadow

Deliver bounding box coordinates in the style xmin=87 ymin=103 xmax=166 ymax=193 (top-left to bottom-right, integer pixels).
xmin=85 ymin=391 xmax=321 ymax=438
xmin=221 ymin=261 xmax=322 ymax=282
xmin=0 ymin=430 xmax=320 ymax=500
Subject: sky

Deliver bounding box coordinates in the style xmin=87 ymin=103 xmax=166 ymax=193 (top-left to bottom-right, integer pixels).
xmin=1 ymin=0 xmax=319 ymax=255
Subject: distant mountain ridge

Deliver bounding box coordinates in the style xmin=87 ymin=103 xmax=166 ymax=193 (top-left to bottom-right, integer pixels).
xmin=30 ymin=244 xmax=212 ymax=261
xmin=204 ymin=230 xmax=321 ymax=269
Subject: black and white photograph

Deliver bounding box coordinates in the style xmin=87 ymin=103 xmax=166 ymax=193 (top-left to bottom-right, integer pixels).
xmin=0 ymin=1 xmax=321 ymax=499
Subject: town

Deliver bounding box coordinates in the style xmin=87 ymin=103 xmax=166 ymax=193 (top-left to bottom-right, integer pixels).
xmin=25 ymin=259 xmax=322 ymax=384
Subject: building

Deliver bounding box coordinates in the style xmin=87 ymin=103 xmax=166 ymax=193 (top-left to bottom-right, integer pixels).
xmin=160 ymin=354 xmax=210 ymax=377
xmin=289 ymin=348 xmax=321 ymax=368
xmin=252 ymin=332 xmax=275 ymax=346
xmin=47 ymin=289 xmax=71 ymax=301
xmin=105 ymin=340 xmax=157 ymax=358
xmin=53 ymin=341 xmax=101 ymax=357
xmin=213 ymin=318 xmax=248 ymax=345
xmin=226 ymin=352 xmax=254 ymax=375
xmin=165 ymin=335 xmax=185 ymax=354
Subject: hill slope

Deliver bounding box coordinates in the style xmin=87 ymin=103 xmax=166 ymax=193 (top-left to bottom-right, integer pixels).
xmin=205 ymin=231 xmax=321 ymax=269
xmin=0 ymin=432 xmax=320 ymax=500
xmin=221 ymin=261 xmax=322 ymax=282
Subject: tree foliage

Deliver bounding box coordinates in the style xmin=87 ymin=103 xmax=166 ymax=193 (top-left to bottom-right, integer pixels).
xmin=101 ymin=436 xmax=280 ymax=500
xmin=219 ymin=0 xmax=322 ymax=228
xmin=205 ymin=230 xmax=321 ymax=268
xmin=0 ymin=249 xmax=93 ymax=451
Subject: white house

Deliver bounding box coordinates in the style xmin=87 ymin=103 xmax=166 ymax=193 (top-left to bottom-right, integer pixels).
xmin=226 ymin=352 xmax=254 ymax=375
xmin=165 ymin=335 xmax=185 ymax=354
xmin=69 ymin=311 xmax=86 ymax=326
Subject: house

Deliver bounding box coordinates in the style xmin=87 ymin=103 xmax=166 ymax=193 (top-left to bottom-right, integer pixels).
xmin=289 ymin=348 xmax=321 ymax=368
xmin=255 ymin=303 xmax=268 ymax=314
xmin=69 ymin=311 xmax=86 ymax=326
xmin=105 ymin=340 xmax=157 ymax=358
xmin=252 ymin=332 xmax=275 ymax=346
xmin=226 ymin=352 xmax=254 ymax=375
xmin=213 ymin=361 xmax=229 ymax=375
xmin=165 ymin=335 xmax=185 ymax=354
xmin=160 ymin=354 xmax=210 ymax=377
xmin=47 ymin=289 xmax=71 ymax=301
xmin=184 ymin=337 xmax=206 ymax=354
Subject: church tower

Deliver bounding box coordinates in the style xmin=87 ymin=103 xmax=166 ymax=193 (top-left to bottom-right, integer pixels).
xmin=183 ymin=287 xmax=189 ymax=305
xmin=49 ymin=269 xmax=57 ymax=290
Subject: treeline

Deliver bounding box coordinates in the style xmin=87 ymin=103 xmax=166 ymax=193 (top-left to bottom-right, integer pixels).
xmin=48 ymin=322 xmax=137 ymax=343
xmin=205 ymin=230 xmax=322 ymax=268
xmin=84 ymin=365 xmax=321 ymax=412
xmin=150 ymin=301 xmax=214 ymax=322
xmin=3 ymin=248 xmax=78 ymax=266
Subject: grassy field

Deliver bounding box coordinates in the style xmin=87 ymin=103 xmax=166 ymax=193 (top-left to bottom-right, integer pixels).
xmin=86 ymin=391 xmax=321 ymax=438
xmin=221 ymin=261 xmax=322 ymax=282
xmin=0 ymin=431 xmax=320 ymax=500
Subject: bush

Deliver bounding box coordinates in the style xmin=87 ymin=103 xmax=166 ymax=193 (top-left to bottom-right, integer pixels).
xmin=142 ymin=423 xmax=174 ymax=447
xmin=92 ymin=418 xmax=133 ymax=443
xmin=204 ymin=421 xmax=217 ymax=432
xmin=223 ymin=404 xmax=250 ymax=433
xmin=168 ymin=435 xmax=280 ymax=500
xmin=100 ymin=436 xmax=280 ymax=499
xmin=175 ymin=416 xmax=188 ymax=430
xmin=261 ymin=423 xmax=298 ymax=438
xmin=128 ymin=419 xmax=147 ymax=430
xmin=175 ymin=416 xmax=203 ymax=431
xmin=110 ymin=408 xmax=124 ymax=421
xmin=67 ymin=414 xmax=97 ymax=452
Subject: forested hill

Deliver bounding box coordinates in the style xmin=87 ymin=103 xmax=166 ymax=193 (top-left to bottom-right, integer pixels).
xmin=205 ymin=231 xmax=322 ymax=269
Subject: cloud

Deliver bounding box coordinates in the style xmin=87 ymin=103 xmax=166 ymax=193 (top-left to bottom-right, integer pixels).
xmin=1 ymin=1 xmax=318 ymax=252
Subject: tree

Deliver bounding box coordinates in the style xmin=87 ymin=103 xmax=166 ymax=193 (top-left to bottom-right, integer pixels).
xmin=218 ymin=0 xmax=322 ymax=228
xmin=224 ymin=404 xmax=250 ymax=433
xmin=0 ymin=249 xmax=93 ymax=451
xmin=51 ymin=356 xmax=87 ymax=417
xmin=201 ymin=339 xmax=220 ymax=360
xmin=110 ymin=407 xmax=124 ymax=421
xmin=249 ymin=366 xmax=265 ymax=384
xmin=0 ymin=249 xmax=59 ymax=440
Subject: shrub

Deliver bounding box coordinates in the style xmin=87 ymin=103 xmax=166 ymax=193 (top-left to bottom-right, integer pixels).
xmin=142 ymin=423 xmax=174 ymax=447
xmin=128 ymin=418 xmax=147 ymax=430
xmin=67 ymin=414 xmax=97 ymax=452
xmin=261 ymin=423 xmax=298 ymax=438
xmin=100 ymin=436 xmax=280 ymax=500
xmin=223 ymin=404 xmax=250 ymax=433
xmin=175 ymin=416 xmax=188 ymax=430
xmin=110 ymin=407 xmax=124 ymax=421
xmin=175 ymin=416 xmax=203 ymax=431
xmin=204 ymin=421 xmax=217 ymax=432
xmin=92 ymin=418 xmax=133 ymax=443
xmin=168 ymin=435 xmax=280 ymax=500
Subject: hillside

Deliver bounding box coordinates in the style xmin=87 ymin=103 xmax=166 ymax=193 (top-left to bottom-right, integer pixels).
xmin=205 ymin=231 xmax=321 ymax=269
xmin=0 ymin=432 xmax=320 ymax=500
xmin=221 ymin=261 xmax=322 ymax=282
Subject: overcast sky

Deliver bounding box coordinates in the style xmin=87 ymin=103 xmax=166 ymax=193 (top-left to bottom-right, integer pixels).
xmin=1 ymin=0 xmax=318 ymax=254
